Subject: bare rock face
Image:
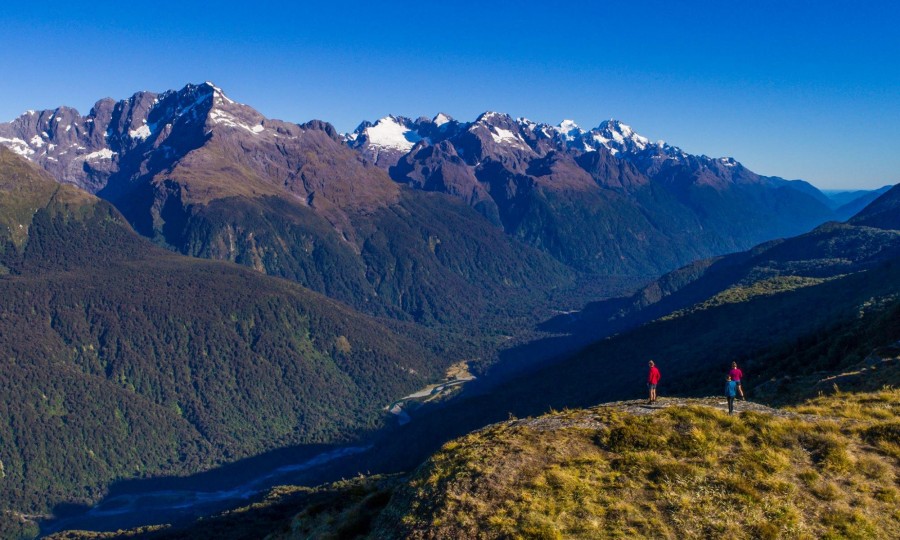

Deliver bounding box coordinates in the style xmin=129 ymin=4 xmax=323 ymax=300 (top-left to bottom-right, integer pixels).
xmin=1 ymin=83 xmax=398 ymax=207
xmin=390 ymin=140 xmax=500 ymax=224
xmin=0 ymin=83 xmax=407 ymax=247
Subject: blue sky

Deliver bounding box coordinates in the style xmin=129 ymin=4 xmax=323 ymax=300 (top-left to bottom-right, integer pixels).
xmin=2 ymin=1 xmax=898 ymax=189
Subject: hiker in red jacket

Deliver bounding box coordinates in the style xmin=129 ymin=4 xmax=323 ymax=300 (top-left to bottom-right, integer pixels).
xmin=729 ymin=361 xmax=745 ymax=400
xmin=647 ymin=360 xmax=661 ymax=404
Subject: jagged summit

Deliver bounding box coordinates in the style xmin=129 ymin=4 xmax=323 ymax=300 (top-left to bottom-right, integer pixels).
xmin=358 ymin=115 xmax=422 ymax=150
xmin=474 ymin=110 xmax=508 ymax=123
xmin=586 ymin=119 xmax=652 ymax=155
xmin=0 ymin=85 xmax=852 ymax=279
xmin=344 ymin=115 xmax=425 ymax=166
xmin=556 ymin=119 xmax=583 ymax=139
xmin=343 ymin=110 xmax=751 ymax=174
xmin=433 ymin=112 xmax=453 ymax=127
xmin=343 ymin=111 xmax=683 ymax=165
xmin=0 ymin=82 xmax=295 ymax=195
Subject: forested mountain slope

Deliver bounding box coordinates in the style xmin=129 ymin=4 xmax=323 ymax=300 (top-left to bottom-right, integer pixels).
xmin=0 ymin=148 xmax=452 ymax=520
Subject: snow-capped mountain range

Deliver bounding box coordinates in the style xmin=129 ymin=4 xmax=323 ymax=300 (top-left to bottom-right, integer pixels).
xmin=344 ymin=112 xmax=710 ymax=169
xmin=0 ymin=82 xmax=292 ymax=195
xmin=0 ymin=82 xmax=760 ymax=202
xmin=0 ymin=81 xmax=861 ymax=280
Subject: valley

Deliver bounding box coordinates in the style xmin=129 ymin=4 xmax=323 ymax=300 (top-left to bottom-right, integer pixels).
xmin=0 ymin=83 xmax=898 ymax=539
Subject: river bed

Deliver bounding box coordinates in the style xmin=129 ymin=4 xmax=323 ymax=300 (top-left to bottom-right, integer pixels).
xmin=40 ymin=445 xmax=370 ymax=535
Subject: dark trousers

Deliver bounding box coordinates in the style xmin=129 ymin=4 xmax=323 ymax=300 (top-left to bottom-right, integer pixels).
xmin=727 ymin=396 xmax=735 ymax=414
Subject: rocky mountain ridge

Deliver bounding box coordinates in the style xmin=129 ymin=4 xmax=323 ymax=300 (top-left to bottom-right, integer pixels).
xmin=350 ymin=110 xmax=849 ymax=274
xmin=1 ymin=84 xmax=578 ymax=326
xmin=0 ymin=83 xmax=885 ymax=316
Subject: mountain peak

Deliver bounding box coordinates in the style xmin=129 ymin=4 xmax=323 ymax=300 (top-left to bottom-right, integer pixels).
xmin=474 ymin=111 xmax=514 ymax=125
xmin=559 ymin=119 xmax=580 ymax=131
xmin=362 ymin=115 xmax=422 ymax=152
xmin=203 ymin=81 xmax=237 ymax=107
xmin=589 ymin=119 xmax=651 ymax=154
xmin=468 ymin=112 xmax=533 ymax=152
xmin=344 ymin=115 xmax=426 ymax=166
xmin=433 ymin=113 xmax=453 ymax=127
xmin=158 ymin=82 xmax=267 ymax=136
xmin=555 ymin=119 xmax=585 ymax=142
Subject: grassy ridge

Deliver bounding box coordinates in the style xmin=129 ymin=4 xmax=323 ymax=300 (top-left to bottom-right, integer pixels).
xmin=372 ymin=389 xmax=900 ymax=539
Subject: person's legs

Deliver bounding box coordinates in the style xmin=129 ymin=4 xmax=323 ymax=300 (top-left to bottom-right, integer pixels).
xmin=727 ymin=396 xmax=734 ymax=414
xmin=738 ymin=382 xmax=745 ymax=400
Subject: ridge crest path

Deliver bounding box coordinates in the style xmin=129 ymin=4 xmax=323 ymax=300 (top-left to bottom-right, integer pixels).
xmin=503 ymin=397 xmax=814 ymax=433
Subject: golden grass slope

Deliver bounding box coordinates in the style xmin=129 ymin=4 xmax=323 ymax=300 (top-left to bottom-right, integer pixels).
xmin=372 ymin=391 xmax=900 ymax=539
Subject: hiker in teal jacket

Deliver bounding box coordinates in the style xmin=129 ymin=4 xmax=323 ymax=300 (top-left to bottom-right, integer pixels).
xmin=725 ymin=375 xmax=738 ymax=414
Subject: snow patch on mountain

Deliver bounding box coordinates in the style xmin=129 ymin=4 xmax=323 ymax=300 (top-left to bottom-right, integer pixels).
xmin=206 ymin=82 xmax=236 ymax=105
xmin=433 ymin=113 xmax=452 ymax=127
xmin=82 ymin=148 xmax=115 ymax=161
xmin=556 ymin=120 xmax=584 ymax=141
xmin=0 ymin=137 xmax=34 ymax=158
xmin=129 ymin=124 xmax=151 ymax=140
xmin=490 ymin=126 xmax=528 ymax=149
xmin=517 ymin=117 xmax=537 ymax=130
xmin=558 ymin=119 xmax=579 ymax=132
xmin=365 ymin=116 xmax=422 ymax=151
xmin=720 ymin=157 xmax=737 ymax=167
xmin=591 ymin=132 xmax=618 ymax=145
xmin=209 ymin=109 xmax=264 ymax=135
xmin=583 ymin=120 xmax=652 ymax=155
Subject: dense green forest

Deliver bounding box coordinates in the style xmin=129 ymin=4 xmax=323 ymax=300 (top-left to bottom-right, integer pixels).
xmin=162 ymin=188 xmax=585 ymax=327
xmin=0 ymin=149 xmax=457 ymax=516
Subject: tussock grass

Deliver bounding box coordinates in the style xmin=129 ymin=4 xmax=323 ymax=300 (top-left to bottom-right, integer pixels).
xmin=374 ymin=391 xmax=900 ymax=540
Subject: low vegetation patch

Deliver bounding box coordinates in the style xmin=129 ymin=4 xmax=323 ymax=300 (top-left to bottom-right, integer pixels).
xmin=371 ymin=391 xmax=900 ymax=539
xmin=663 ymin=275 xmax=836 ymax=321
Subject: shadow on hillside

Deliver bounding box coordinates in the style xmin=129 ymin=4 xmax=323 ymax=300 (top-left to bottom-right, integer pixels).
xmin=40 ymin=440 xmax=378 ymax=535
xmin=483 ymin=256 xmax=753 ymax=385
